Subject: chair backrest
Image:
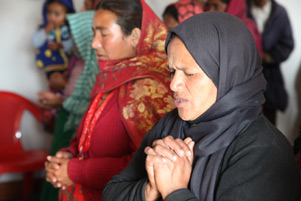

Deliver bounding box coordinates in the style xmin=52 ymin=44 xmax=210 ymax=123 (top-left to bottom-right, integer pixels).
xmin=0 ymin=91 xmax=42 ymax=149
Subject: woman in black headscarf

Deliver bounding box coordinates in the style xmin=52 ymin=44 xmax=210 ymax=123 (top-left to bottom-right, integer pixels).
xmin=102 ymin=12 xmax=300 ymax=201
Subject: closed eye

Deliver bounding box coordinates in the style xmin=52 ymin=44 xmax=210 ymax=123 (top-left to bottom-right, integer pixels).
xmin=184 ymin=72 xmax=194 ymax=77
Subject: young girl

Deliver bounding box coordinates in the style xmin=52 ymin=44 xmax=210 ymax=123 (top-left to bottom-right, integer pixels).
xmin=32 ymin=0 xmax=75 ymax=92
xmin=32 ymin=0 xmax=75 ymax=132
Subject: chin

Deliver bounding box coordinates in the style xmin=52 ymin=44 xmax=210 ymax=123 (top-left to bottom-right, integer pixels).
xmin=178 ymin=111 xmax=192 ymax=121
xmin=178 ymin=109 xmax=200 ymax=121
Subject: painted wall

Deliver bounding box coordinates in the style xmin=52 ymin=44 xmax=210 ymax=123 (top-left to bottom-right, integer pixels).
xmin=0 ymin=0 xmax=300 ymax=182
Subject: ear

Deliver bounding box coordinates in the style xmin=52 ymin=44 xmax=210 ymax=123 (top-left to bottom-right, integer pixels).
xmin=129 ymin=28 xmax=141 ymax=48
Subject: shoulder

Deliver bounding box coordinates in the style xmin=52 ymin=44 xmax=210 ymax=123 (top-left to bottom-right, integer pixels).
xmin=221 ymin=114 xmax=296 ymax=175
xmin=272 ymin=0 xmax=289 ymax=17
xmin=225 ymin=114 xmax=293 ymax=159
xmin=121 ymin=77 xmax=173 ymax=105
xmin=119 ymin=77 xmax=174 ymax=119
xmin=216 ymin=115 xmax=300 ymax=200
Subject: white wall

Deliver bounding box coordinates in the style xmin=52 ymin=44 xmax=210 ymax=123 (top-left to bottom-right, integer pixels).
xmin=275 ymin=0 xmax=301 ymax=145
xmin=0 ymin=0 xmax=84 ymax=182
xmin=0 ymin=0 xmax=300 ymax=182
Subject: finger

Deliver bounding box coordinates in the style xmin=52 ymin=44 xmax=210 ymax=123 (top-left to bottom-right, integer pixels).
xmin=152 ymin=144 xmax=177 ymax=162
xmin=184 ymin=137 xmax=193 ymax=145
xmin=186 ymin=141 xmax=195 ymax=164
xmin=175 ymin=138 xmax=193 ymax=157
xmin=46 ymin=164 xmax=58 ymax=174
xmin=56 ymin=182 xmax=62 ymax=188
xmin=145 ymin=155 xmax=166 ymax=186
xmin=46 ymin=172 xmax=57 ymax=183
xmin=144 ymin=146 xmax=157 ymax=156
xmin=49 ymin=161 xmax=60 ymax=170
xmin=47 ymin=156 xmax=62 ymax=164
xmin=61 ymin=151 xmax=73 ymax=159
xmin=55 ymin=151 xmax=64 ymax=158
xmin=161 ymin=136 xmax=184 ymax=158
xmin=152 ymin=138 xmax=169 ymax=148
xmin=145 ymin=156 xmax=155 ymax=186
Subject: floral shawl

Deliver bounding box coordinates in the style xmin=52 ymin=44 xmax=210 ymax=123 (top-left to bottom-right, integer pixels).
xmin=90 ymin=0 xmax=174 ymax=148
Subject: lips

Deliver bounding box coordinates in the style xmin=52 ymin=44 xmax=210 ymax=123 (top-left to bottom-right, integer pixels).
xmin=96 ymin=54 xmax=105 ymax=60
xmin=174 ymin=96 xmax=188 ymax=107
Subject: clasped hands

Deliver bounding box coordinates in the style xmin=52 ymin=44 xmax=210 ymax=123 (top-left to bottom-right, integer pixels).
xmin=45 ymin=151 xmax=74 ymax=190
xmin=144 ymin=136 xmax=195 ymax=201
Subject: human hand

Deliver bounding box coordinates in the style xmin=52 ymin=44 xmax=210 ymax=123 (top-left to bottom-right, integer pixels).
xmin=48 ymin=42 xmax=63 ymax=51
xmin=46 ymin=155 xmax=74 ymax=189
xmin=262 ymin=52 xmax=275 ymax=64
xmin=45 ymin=155 xmax=61 ymax=188
xmin=37 ymin=91 xmax=63 ymax=109
xmin=145 ymin=147 xmax=162 ymax=201
xmin=45 ymin=22 xmax=55 ymax=34
xmin=55 ymin=151 xmax=73 ymax=159
xmin=148 ymin=136 xmax=194 ymax=200
xmin=49 ymin=72 xmax=68 ymax=91
xmin=45 ymin=151 xmax=73 ymax=188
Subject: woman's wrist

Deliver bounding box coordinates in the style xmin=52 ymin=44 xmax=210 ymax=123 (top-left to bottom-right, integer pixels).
xmin=145 ymin=182 xmax=160 ymax=201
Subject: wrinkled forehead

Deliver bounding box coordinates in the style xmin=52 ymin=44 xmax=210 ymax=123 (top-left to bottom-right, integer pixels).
xmin=165 ymin=12 xmax=259 ymax=98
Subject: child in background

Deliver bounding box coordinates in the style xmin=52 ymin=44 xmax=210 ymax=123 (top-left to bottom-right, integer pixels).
xmin=32 ymin=0 xmax=75 ymax=93
xmin=32 ymin=0 xmax=75 ymax=132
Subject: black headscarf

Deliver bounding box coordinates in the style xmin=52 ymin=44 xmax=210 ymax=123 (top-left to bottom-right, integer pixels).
xmin=147 ymin=11 xmax=266 ymax=200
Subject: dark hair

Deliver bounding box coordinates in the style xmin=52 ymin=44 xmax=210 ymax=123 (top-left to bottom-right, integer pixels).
xmin=220 ymin=0 xmax=230 ymax=4
xmin=162 ymin=4 xmax=179 ymax=23
xmin=46 ymin=0 xmax=74 ymax=14
xmin=96 ymin=0 xmax=142 ymax=36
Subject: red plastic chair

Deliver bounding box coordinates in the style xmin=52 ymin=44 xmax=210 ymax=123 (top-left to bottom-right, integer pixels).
xmin=0 ymin=91 xmax=49 ymax=200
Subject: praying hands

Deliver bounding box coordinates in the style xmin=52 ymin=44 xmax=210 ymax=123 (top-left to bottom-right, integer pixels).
xmin=144 ymin=136 xmax=195 ymax=200
xmin=45 ymin=151 xmax=74 ymax=190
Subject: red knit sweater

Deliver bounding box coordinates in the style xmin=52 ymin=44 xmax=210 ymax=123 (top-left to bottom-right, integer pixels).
xmin=61 ymin=92 xmax=136 ymax=200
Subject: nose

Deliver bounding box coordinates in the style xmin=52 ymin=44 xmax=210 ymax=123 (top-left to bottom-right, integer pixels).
xmin=170 ymin=71 xmax=184 ymax=92
xmin=91 ymin=34 xmax=102 ymax=49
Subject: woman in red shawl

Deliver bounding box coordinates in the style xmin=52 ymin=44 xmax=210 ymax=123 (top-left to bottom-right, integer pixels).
xmin=44 ymin=0 xmax=174 ymax=200
xmin=205 ymin=0 xmax=262 ymax=54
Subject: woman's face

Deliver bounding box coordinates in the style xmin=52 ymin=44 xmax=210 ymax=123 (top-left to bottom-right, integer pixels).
xmin=163 ymin=14 xmax=179 ymax=29
xmin=47 ymin=2 xmax=67 ymax=27
xmin=168 ymin=37 xmax=217 ymax=121
xmin=92 ymin=9 xmax=137 ymax=61
xmin=252 ymin=0 xmax=269 ymax=7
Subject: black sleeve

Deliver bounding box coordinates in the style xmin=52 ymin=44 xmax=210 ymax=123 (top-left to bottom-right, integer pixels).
xmin=215 ymin=128 xmax=300 ymax=201
xmin=269 ymin=8 xmax=294 ymax=64
xmin=102 ymin=135 xmax=149 ymax=201
xmin=102 ymin=134 xmax=200 ymax=201
xmin=165 ymin=189 xmax=199 ymax=201
xmin=102 ymin=113 xmax=201 ymax=201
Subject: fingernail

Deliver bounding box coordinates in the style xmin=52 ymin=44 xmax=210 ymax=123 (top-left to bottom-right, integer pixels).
xmin=47 ymin=156 xmax=51 ymax=161
xmin=163 ymin=158 xmax=167 ymax=163
xmin=179 ymin=150 xmax=184 ymax=157
xmin=173 ymin=155 xmax=177 ymax=161
xmin=187 ymin=151 xmax=191 ymax=156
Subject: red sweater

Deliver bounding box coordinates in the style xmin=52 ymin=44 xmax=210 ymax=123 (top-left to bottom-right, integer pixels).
xmin=62 ymin=92 xmax=136 ymax=200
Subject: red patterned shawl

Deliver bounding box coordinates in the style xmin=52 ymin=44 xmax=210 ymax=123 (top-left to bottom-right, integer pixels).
xmin=90 ymin=0 xmax=174 ymax=148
